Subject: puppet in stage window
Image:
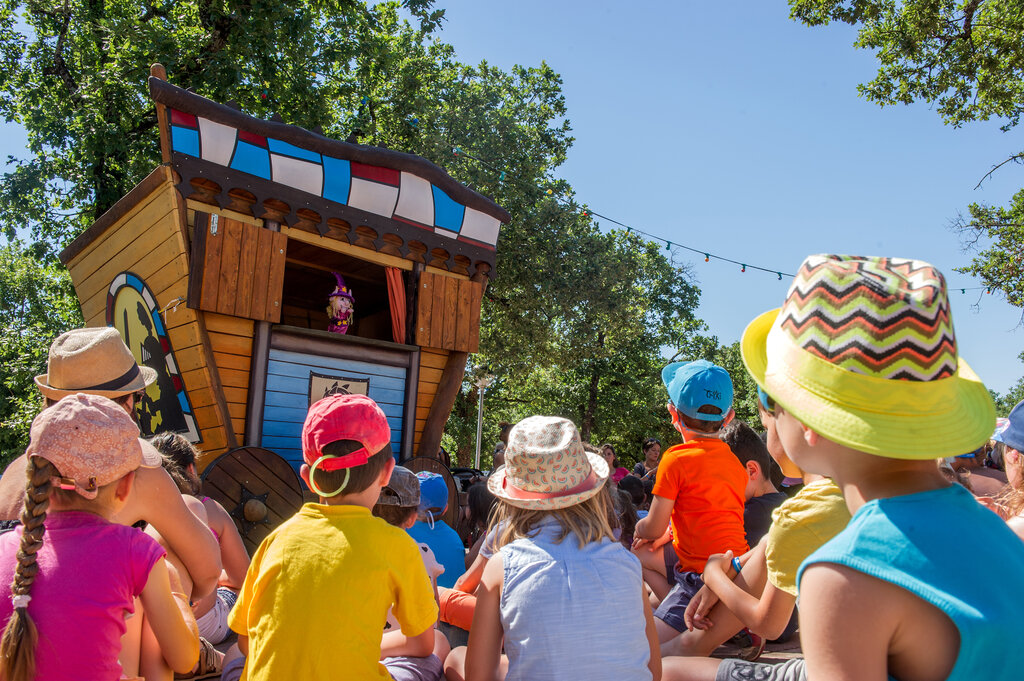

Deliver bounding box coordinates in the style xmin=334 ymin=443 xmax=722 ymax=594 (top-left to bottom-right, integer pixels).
xmin=326 ymin=272 xmax=355 ymax=334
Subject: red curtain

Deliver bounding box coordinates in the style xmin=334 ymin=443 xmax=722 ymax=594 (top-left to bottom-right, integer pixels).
xmin=385 ymin=267 xmax=406 ymax=344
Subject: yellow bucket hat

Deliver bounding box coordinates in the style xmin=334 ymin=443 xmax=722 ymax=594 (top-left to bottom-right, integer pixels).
xmin=741 ymin=254 xmax=995 ymax=459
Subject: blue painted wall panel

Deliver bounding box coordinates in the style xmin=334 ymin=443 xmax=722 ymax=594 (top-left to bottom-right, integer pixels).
xmin=261 ymin=348 xmax=407 ymax=472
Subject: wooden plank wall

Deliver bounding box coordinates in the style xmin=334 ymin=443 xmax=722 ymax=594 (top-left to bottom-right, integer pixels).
xmin=64 ymin=171 xmax=233 ymax=464
xmin=414 ymin=348 xmax=449 ymax=449
xmin=203 ymin=312 xmax=254 ymax=441
xmin=414 ymin=271 xmax=483 ymax=353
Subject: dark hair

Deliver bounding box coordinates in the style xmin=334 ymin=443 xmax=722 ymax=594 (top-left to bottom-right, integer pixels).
xmin=720 ymin=421 xmax=772 ymax=475
xmin=641 ymin=478 xmax=655 ymax=507
xmin=641 ymin=438 xmax=660 ymax=453
xmin=617 ymin=475 xmax=645 ymax=508
xmin=466 ymin=482 xmax=497 ymax=532
xmin=600 ymin=443 xmax=619 ymax=468
xmin=372 ymin=503 xmax=417 ymax=527
xmin=151 ymin=432 xmax=201 ymax=495
xmin=679 ymin=404 xmax=725 ymax=434
xmin=498 ymin=422 xmax=513 ymax=445
xmin=310 ymin=440 xmax=393 ymax=496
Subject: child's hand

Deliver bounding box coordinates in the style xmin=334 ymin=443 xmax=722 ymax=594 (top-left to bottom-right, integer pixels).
xmin=652 ymin=525 xmax=673 ymax=549
xmin=684 ymin=585 xmax=719 ymax=631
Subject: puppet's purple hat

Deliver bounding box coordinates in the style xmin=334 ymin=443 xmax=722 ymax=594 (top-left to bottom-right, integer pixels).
xmin=328 ymin=272 xmax=354 ymax=301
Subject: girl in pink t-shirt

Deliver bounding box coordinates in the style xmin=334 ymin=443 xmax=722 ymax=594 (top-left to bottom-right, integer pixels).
xmin=0 ymin=394 xmax=200 ymax=681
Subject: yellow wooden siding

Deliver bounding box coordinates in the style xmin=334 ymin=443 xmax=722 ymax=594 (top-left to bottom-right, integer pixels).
xmin=414 ymin=348 xmax=449 ymax=449
xmin=63 ymin=173 xmax=232 ymax=463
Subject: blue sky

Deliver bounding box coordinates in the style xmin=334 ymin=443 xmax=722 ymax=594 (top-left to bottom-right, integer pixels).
xmin=2 ymin=1 xmax=1021 ymax=393
xmin=430 ymin=0 xmax=1024 ymax=394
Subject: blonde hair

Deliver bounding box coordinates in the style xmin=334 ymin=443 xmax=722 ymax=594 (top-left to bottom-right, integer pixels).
xmin=493 ymin=481 xmax=615 ymax=550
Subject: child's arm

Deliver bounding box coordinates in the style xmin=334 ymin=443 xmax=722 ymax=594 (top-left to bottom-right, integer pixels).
xmin=205 ymin=499 xmax=250 ymax=589
xmin=465 ymin=552 xmax=505 ymax=681
xmin=455 ymin=551 xmax=488 ymax=593
xmin=698 ymin=543 xmax=795 ymax=640
xmin=642 ymin=586 xmax=662 ymax=681
xmin=380 ymin=627 xmax=435 ymax=658
xmin=117 ymin=466 xmax=221 ymax=601
xmin=633 ymin=495 xmax=673 ymax=549
xmin=138 ymin=559 xmax=201 ymax=674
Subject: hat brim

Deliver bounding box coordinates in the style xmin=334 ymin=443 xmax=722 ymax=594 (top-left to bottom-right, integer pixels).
xmin=35 ymin=365 xmax=157 ymax=401
xmin=488 ymin=452 xmax=610 ymax=510
xmin=741 ymin=308 xmax=996 ymax=460
xmin=138 ymin=439 xmax=163 ymax=468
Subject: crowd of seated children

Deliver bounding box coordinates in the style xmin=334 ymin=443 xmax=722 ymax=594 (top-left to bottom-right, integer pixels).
xmin=444 ymin=416 xmax=659 ymax=681
xmin=225 ymin=394 xmax=442 ymax=681
xmin=463 ymin=482 xmax=497 ymax=567
xmin=372 ymin=465 xmax=451 ymax=666
xmin=659 ymin=254 xmax=1024 ymax=681
xmin=0 ymin=395 xmax=199 ymax=681
xmin=634 ymin=360 xmax=749 ymax=646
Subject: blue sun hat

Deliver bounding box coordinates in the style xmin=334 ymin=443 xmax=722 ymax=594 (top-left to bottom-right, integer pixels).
xmin=661 ymin=360 xmax=734 ymax=420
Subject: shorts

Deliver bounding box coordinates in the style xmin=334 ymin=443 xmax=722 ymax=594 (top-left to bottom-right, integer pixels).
xmin=383 ymin=654 xmax=444 ymax=681
xmin=653 ymin=569 xmax=704 ymax=633
xmin=196 ymin=588 xmax=238 ymax=644
xmin=220 ymin=656 xmax=245 ymax=681
xmin=716 ymin=658 xmax=806 ymax=681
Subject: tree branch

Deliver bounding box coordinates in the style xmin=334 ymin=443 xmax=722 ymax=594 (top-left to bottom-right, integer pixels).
xmin=40 ymin=8 xmax=82 ymax=104
xmin=975 ymin=152 xmax=1024 ymax=189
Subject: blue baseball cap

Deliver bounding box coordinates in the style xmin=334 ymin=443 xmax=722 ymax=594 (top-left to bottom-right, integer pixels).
xmin=416 ymin=471 xmax=449 ymax=514
xmin=993 ymin=400 xmax=1024 ymax=452
xmin=661 ymin=360 xmax=733 ymax=421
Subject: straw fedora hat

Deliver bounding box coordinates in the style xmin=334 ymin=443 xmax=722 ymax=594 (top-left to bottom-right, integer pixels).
xmin=35 ymin=327 xmax=156 ymax=401
xmin=741 ymin=254 xmax=995 ymax=459
xmin=488 ymin=416 xmax=609 ymax=510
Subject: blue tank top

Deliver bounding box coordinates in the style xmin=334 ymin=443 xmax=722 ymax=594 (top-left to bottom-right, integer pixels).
xmin=499 ymin=516 xmax=652 ymax=681
xmin=798 ymin=484 xmax=1024 ymax=681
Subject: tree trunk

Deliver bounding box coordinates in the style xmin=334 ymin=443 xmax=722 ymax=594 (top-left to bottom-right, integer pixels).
xmin=580 ymin=332 xmax=605 ymax=442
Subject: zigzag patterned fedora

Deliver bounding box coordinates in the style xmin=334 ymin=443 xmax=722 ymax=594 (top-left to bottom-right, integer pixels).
xmin=741 ymin=254 xmax=995 ymax=459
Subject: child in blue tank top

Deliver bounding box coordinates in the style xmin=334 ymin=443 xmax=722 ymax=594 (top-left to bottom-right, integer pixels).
xmin=443 ymin=416 xmax=660 ymax=681
xmin=690 ymin=254 xmax=1024 ymax=681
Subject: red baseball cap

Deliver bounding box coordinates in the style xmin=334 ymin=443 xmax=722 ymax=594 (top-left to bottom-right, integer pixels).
xmin=301 ymin=394 xmax=392 ymax=472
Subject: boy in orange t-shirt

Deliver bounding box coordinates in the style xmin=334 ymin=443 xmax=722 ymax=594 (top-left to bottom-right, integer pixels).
xmin=633 ymin=360 xmax=749 ymax=643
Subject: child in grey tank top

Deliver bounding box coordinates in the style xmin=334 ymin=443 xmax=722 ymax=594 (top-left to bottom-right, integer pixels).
xmin=443 ymin=416 xmax=660 ymax=681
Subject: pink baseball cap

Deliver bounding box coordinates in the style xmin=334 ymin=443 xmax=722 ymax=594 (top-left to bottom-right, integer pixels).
xmin=302 ymin=394 xmax=392 ymax=472
xmin=27 ymin=393 xmax=162 ymax=499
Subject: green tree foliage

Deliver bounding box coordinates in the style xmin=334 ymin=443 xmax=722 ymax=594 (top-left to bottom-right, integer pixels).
xmin=0 ymin=0 xmax=720 ymax=460
xmin=0 ymin=243 xmax=82 ymax=464
xmin=787 ymin=1 xmax=1024 ymax=304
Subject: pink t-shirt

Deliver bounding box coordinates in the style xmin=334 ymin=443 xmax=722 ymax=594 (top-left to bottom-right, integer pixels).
xmin=0 ymin=511 xmax=165 ymax=681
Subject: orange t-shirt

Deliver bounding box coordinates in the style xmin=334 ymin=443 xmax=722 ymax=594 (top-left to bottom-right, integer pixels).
xmin=652 ymin=439 xmax=749 ymax=573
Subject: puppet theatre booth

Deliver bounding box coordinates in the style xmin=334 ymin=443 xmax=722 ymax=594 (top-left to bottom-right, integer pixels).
xmin=58 ymin=66 xmax=510 ymax=551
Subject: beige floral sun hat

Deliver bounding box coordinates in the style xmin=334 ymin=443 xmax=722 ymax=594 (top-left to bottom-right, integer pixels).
xmin=488 ymin=416 xmax=609 ymax=510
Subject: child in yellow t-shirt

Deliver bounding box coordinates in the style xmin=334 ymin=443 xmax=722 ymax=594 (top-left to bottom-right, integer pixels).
xmin=226 ymin=395 xmax=441 ymax=681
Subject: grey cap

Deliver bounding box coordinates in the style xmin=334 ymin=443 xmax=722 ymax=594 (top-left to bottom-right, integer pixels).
xmin=377 ymin=466 xmax=420 ymax=506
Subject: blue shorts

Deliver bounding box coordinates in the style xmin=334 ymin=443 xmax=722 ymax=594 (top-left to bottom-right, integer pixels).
xmin=654 ymin=569 xmax=704 ymax=633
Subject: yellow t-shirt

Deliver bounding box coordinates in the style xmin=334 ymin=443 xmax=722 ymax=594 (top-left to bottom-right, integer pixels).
xmin=765 ymin=479 xmax=850 ymax=596
xmin=227 ymin=503 xmax=438 ymax=681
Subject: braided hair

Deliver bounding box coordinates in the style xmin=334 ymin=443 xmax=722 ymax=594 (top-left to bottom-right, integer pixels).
xmin=0 ymin=456 xmax=55 ymax=681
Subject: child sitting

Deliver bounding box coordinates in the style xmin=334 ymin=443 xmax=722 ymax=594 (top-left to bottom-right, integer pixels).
xmin=719 ymin=420 xmax=787 ymax=547
xmin=671 ymin=254 xmax=1024 ymax=681
xmin=373 ymin=466 xmax=450 ymax=661
xmin=152 ymin=431 xmax=250 ymax=646
xmin=407 ymin=472 xmax=466 ymax=588
xmin=226 ymin=394 xmax=441 ymax=681
xmin=659 ymin=385 xmax=850 ymax=664
xmin=992 ymin=399 xmax=1024 ymax=541
xmin=443 ymin=416 xmax=660 ymax=681
xmin=0 ymin=394 xmax=199 ymax=680
xmin=633 ymin=360 xmax=749 ymax=644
